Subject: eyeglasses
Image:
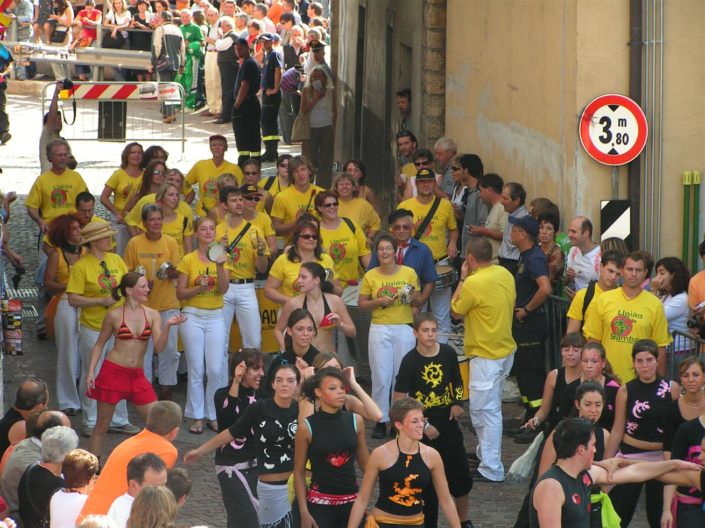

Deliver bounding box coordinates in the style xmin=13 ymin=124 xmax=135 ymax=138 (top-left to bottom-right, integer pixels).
xmin=321 ymin=202 xmax=338 ymax=208
xmin=100 ymin=261 xmax=111 ymax=277
xmin=244 ymin=171 xmax=259 ymax=176
xmin=299 ymin=234 xmax=318 ymax=240
xmin=244 ymin=195 xmax=261 ymax=202
xmin=392 ymin=224 xmax=413 ymax=231
xmin=414 ymin=160 xmax=430 ymax=167
xmin=152 ymin=169 xmax=164 ymax=175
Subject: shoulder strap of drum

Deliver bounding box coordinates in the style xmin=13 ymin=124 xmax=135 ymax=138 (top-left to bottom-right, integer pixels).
xmin=414 ymin=197 xmax=441 ymax=241
xmin=581 ymin=279 xmax=598 ymax=327
xmin=227 ymin=222 xmax=252 ymax=254
xmin=341 ymin=216 xmax=356 ymax=234
xmin=182 ymin=215 xmax=189 ymax=233
xmin=263 ymin=176 xmax=276 ymax=192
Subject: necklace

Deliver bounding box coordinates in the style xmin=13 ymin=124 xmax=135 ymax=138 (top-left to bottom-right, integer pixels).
xmin=63 ymin=242 xmax=81 ymax=254
xmin=681 ymin=395 xmax=705 ymax=408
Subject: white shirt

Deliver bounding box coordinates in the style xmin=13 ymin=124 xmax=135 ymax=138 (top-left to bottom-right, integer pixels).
xmin=49 ymin=490 xmax=88 ymax=528
xmin=107 ymin=492 xmax=134 ymax=528
xmin=566 ymin=244 xmax=601 ymax=290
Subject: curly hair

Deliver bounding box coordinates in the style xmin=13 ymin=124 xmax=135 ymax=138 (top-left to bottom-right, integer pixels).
xmin=47 ymin=213 xmax=82 ymax=248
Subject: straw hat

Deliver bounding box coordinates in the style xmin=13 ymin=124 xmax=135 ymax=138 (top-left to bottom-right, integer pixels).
xmin=80 ymin=221 xmax=116 ymax=245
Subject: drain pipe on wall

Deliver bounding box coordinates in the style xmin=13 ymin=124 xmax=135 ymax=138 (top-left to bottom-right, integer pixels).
xmin=683 ymin=171 xmax=692 ymax=263
xmin=693 ymin=170 xmax=702 ymax=273
xmin=628 ymin=0 xmax=643 ymax=250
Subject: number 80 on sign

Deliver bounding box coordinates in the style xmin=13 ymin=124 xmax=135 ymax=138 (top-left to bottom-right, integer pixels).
xmin=579 ymin=93 xmax=648 ymax=166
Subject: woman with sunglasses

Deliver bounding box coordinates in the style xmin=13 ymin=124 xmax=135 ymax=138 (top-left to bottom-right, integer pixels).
xmin=85 ymin=271 xmax=185 ymax=457
xmin=100 ymin=142 xmax=144 ymax=254
xmin=176 ymin=217 xmax=230 ymax=434
xmin=264 ymin=219 xmax=338 ymax=306
xmin=67 ymin=222 xmax=135 ymax=439
xmin=270 ymin=156 xmax=325 ymax=246
xmin=241 ymin=184 xmax=278 ymax=258
xmin=123 ymin=204 xmax=182 ymax=401
xmin=359 ymin=233 xmax=420 ymax=438
xmin=343 ymin=159 xmax=380 ymax=213
xmin=275 ymin=262 xmax=354 ymax=353
xmin=45 ymin=213 xmax=85 ymax=415
xmin=261 ymin=154 xmax=292 ymax=213
xmin=333 ymin=173 xmax=381 ymax=246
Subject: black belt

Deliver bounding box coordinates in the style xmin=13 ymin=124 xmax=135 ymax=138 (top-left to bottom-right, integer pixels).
xmin=434 ymin=255 xmax=449 ymax=264
xmin=499 ymin=257 xmax=518 ymax=264
xmin=230 ymin=279 xmax=254 ymax=285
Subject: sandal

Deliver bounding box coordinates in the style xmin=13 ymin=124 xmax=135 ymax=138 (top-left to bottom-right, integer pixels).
xmin=206 ymin=420 xmax=218 ymax=432
xmin=189 ymin=420 xmax=204 ymax=434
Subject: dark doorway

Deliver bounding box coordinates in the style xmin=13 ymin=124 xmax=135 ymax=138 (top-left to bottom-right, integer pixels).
xmin=353 ymin=5 xmax=366 ymax=159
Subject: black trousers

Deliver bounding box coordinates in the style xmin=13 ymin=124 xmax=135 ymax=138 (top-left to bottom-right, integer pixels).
xmin=514 ymin=343 xmax=546 ymax=415
xmin=261 ymin=91 xmax=281 ymax=142
xmin=217 ymin=467 xmax=259 ymax=528
xmin=0 ymin=84 xmax=9 ymax=134
xmin=232 ymin=96 xmax=262 ymax=160
xmin=609 ymin=479 xmax=663 ymax=527
xmin=218 ymin=61 xmax=238 ymax=121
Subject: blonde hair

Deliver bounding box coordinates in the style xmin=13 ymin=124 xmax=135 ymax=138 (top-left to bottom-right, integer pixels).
xmin=126 ymin=486 xmax=178 ymax=528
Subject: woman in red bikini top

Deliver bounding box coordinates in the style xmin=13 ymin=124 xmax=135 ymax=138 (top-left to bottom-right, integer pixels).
xmin=85 ymin=272 xmax=186 ymax=458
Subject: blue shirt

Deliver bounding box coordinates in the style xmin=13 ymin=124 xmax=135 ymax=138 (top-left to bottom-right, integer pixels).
xmin=367 ymin=238 xmax=437 ymax=286
xmin=499 ymin=205 xmax=528 ymax=261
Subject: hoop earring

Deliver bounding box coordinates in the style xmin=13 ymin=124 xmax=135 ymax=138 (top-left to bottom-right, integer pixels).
xmin=681 ymin=385 xmax=686 ymax=396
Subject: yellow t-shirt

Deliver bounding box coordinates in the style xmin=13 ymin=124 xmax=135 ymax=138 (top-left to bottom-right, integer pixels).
xmin=337 ymin=198 xmax=381 ymax=235
xmin=450 ymin=265 xmax=517 ymax=359
xmin=270 ymin=184 xmax=325 ymax=227
xmin=26 ymin=169 xmax=88 ymax=222
xmin=360 ymin=265 xmax=419 ymax=325
xmin=566 ymin=282 xmax=605 ymax=328
xmin=215 ymin=220 xmax=268 ymax=280
xmin=44 ymin=215 xmax=115 ymax=250
xmin=258 ymin=176 xmax=288 ymax=200
xmin=125 ymin=194 xmax=193 ymax=230
xmin=66 ymin=253 xmax=127 ymax=330
xmin=161 ymin=211 xmax=194 ymax=260
xmin=247 ymin=211 xmax=276 ymax=239
xmin=320 ymin=219 xmax=370 ymax=284
xmin=269 ymin=252 xmax=336 ymax=301
xmin=186 ymin=159 xmax=244 ymax=217
xmin=53 ymin=247 xmax=87 ymax=286
xmin=104 ymin=168 xmax=144 ymax=212
xmin=123 ymin=234 xmax=180 ymax=311
xmin=398 ymin=197 xmax=457 ymax=260
xmin=176 ymin=251 xmax=224 ymax=309
xmin=583 ymin=288 xmax=672 ymax=383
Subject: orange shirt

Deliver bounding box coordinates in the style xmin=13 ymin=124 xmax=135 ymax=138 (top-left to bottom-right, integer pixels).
xmin=78 ymin=429 xmax=177 ymax=520
xmin=688 ymin=270 xmax=705 ymax=309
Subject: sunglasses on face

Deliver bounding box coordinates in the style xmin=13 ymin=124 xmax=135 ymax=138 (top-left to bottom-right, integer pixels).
xmin=244 ymin=171 xmax=259 ymax=176
xmin=321 ymin=202 xmax=338 ymax=208
xmin=279 ymin=163 xmax=289 ymax=168
xmin=152 ymin=169 xmax=165 ymax=175
xmin=299 ymin=234 xmax=318 ymax=240
xmin=392 ymin=224 xmax=413 ymax=231
xmin=414 ymin=160 xmax=430 ymax=167
xmin=244 ymin=195 xmax=261 ymax=202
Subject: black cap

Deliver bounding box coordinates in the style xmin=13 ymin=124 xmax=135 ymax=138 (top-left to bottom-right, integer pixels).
xmin=240 ymin=184 xmax=259 ymax=195
xmin=509 ymin=215 xmax=539 ymax=237
xmin=388 ymin=208 xmax=414 ymax=225
xmin=235 ymin=37 xmax=249 ymax=47
xmin=415 ymin=168 xmax=435 ymax=181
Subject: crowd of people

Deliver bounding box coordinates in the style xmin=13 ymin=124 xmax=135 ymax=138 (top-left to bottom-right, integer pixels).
xmin=0 ymin=3 xmax=705 ymax=524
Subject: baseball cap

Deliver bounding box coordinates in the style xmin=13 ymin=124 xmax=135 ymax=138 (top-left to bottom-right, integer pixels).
xmin=240 ymin=184 xmax=259 ymax=195
xmin=509 ymin=215 xmax=539 ymax=237
xmin=258 ymin=33 xmax=274 ymax=41
xmin=235 ymin=37 xmax=249 ymax=47
xmin=309 ymin=40 xmax=326 ymax=51
xmin=415 ymin=168 xmax=435 ymax=181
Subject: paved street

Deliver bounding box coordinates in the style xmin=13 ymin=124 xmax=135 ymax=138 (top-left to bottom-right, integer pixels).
xmin=0 ymin=89 xmax=649 ymax=527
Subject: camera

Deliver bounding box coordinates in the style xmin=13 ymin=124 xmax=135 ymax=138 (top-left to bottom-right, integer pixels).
xmin=687 ymin=315 xmax=705 ymax=339
xmin=61 ymin=79 xmax=73 ymax=90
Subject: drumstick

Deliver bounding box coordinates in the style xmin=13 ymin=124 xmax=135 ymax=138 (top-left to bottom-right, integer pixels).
xmin=305 ymin=189 xmax=317 ymax=211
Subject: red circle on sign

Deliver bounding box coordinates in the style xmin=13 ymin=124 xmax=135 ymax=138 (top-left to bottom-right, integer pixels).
xmin=579 ymin=94 xmax=648 ymax=166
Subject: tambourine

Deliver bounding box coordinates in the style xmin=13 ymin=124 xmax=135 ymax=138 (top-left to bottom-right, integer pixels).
xmin=134 ymin=265 xmax=146 ymax=276
xmin=207 ymin=243 xmax=227 ymax=263
xmin=399 ymin=284 xmax=415 ymax=305
xmin=156 ymin=261 xmax=174 ymax=280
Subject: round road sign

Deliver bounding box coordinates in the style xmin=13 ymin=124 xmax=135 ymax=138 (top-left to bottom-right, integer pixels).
xmin=579 ymin=94 xmax=648 ymax=166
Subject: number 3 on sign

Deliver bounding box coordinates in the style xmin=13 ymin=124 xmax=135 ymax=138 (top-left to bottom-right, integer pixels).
xmin=579 ymin=94 xmax=648 ymax=167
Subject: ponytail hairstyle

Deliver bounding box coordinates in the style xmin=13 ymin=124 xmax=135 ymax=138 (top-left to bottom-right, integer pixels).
xmin=112 ymin=271 xmax=143 ymax=301
xmin=300 ymin=366 xmax=348 ymax=402
xmin=300 ymin=262 xmax=333 ymax=294
xmin=581 ymin=341 xmax=618 ymax=383
xmin=284 ymin=308 xmax=317 ymax=351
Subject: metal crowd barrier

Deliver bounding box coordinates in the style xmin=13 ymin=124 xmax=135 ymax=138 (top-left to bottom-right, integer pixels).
xmin=666 ymin=330 xmax=705 ymax=380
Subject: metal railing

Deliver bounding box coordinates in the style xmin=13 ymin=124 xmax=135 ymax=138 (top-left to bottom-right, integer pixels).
xmin=542 ymin=295 xmax=705 ymax=380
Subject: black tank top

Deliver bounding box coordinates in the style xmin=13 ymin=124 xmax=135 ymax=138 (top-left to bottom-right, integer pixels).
xmin=548 ymin=367 xmax=569 ymax=426
xmin=375 ymin=441 xmax=432 ymax=517
xmin=305 ymin=409 xmax=359 ymax=502
xmin=529 ymin=465 xmax=592 ymax=528
xmin=623 ymin=376 xmax=671 ymax=447
xmin=302 ymin=294 xmax=332 ymax=328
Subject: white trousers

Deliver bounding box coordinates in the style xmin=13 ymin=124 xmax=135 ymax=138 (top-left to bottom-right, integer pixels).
xmin=180 ymin=307 xmax=227 ymax=421
xmin=55 ymin=298 xmax=81 ymax=410
xmin=111 ymin=216 xmax=130 ymax=257
xmin=143 ymin=308 xmax=180 ymax=386
xmin=368 ymin=323 xmax=416 ymax=422
xmin=427 ymin=285 xmax=452 ymax=344
xmin=204 ymin=51 xmax=222 ymax=114
xmin=468 ymin=353 xmax=515 ymax=481
xmin=78 ymin=325 xmax=131 ymax=428
xmin=222 ymin=283 xmax=261 ymax=352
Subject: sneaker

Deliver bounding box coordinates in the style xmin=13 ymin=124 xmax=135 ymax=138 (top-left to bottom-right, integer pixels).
xmin=108 ymin=423 xmax=140 ymax=435
xmin=461 ymin=521 xmax=475 ymax=528
xmin=371 ymin=422 xmax=387 ymax=440
xmin=0 ymin=132 xmax=10 ymax=145
xmin=470 ymin=468 xmax=502 ymax=483
xmin=82 ymin=426 xmax=94 ymax=438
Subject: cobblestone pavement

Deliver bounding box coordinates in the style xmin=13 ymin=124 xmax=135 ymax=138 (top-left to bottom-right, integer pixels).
xmin=0 ymin=88 xmax=649 ymax=526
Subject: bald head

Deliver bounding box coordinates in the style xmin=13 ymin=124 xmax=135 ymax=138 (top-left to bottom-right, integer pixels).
xmin=15 ymin=379 xmax=49 ymax=413
xmin=33 ymin=410 xmax=70 ymax=440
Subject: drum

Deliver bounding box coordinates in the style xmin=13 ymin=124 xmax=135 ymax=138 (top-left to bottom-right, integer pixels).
xmin=228 ymin=280 xmax=280 ymax=354
xmin=457 ymin=356 xmax=469 ymax=401
xmin=434 ymin=264 xmax=457 ymax=291
xmin=207 ymin=243 xmax=226 ymax=263
xmin=156 ymin=261 xmax=174 ymax=280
